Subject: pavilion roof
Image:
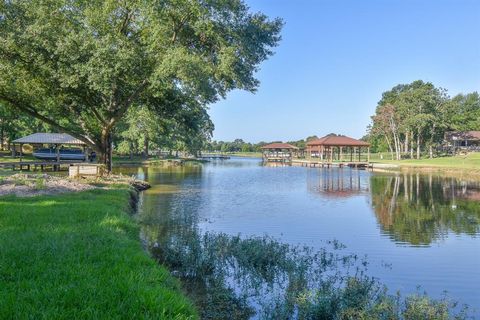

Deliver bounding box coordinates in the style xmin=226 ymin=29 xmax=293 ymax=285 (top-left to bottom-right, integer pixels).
xmin=261 ymin=142 xmax=299 ymax=150
xmin=445 ymin=131 xmax=480 ymax=140
xmin=12 ymin=133 xmax=86 ymax=145
xmin=306 ymin=135 xmax=369 ymax=147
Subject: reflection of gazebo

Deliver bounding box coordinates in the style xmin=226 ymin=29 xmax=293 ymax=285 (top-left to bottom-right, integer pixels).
xmin=307 ymin=168 xmax=369 ymax=198
xmin=306 ymin=135 xmax=370 ymax=162
xmin=12 ymin=133 xmax=87 ymax=162
xmin=261 ymin=143 xmax=299 ymax=163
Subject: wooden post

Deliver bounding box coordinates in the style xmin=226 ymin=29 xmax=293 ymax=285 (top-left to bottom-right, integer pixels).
xmin=340 ymin=146 xmax=343 ymax=162
xmin=350 ymin=147 xmax=353 ymax=162
xmin=19 ymin=143 xmax=23 ymax=162
xmin=56 ymin=144 xmax=60 ymax=171
xmin=358 ymin=147 xmax=361 ymax=162
xmin=367 ymin=147 xmax=370 ymax=162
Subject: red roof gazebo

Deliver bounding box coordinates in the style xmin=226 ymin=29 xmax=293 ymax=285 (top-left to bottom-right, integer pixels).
xmin=306 ymin=135 xmax=370 ymax=163
xmin=261 ymin=142 xmax=299 ymax=163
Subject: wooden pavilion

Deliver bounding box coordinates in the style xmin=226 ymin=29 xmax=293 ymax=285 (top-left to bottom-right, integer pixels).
xmin=305 ymin=135 xmax=370 ymax=163
xmin=261 ymin=142 xmax=299 ymax=163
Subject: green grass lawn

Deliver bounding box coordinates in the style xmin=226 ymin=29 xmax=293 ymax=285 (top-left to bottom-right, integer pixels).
xmin=0 ymin=154 xmax=35 ymax=162
xmin=0 ymin=187 xmax=197 ymax=319
xmin=371 ymin=152 xmax=480 ymax=169
xmin=227 ymin=152 xmax=263 ymax=158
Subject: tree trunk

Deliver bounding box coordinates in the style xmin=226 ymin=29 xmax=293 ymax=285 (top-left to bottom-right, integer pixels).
xmin=0 ymin=124 xmax=4 ymax=151
xmin=129 ymin=141 xmax=134 ymax=160
xmin=416 ymin=131 xmax=421 ymax=160
xmin=143 ymin=137 xmax=149 ymax=159
xmin=389 ymin=116 xmax=401 ymax=160
xmin=385 ymin=135 xmax=394 ymax=160
xmin=410 ymin=134 xmax=414 ymax=159
xmin=429 ymin=125 xmax=436 ymax=159
xmin=404 ymin=131 xmax=409 ymax=156
xmin=100 ymin=130 xmax=113 ymax=173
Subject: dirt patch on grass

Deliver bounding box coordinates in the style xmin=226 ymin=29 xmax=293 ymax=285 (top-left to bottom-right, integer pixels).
xmin=0 ymin=174 xmax=96 ymax=197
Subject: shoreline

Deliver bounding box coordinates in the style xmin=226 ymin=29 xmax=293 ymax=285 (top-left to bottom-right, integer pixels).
xmin=370 ymin=162 xmax=480 ymax=180
xmin=0 ymin=183 xmax=197 ymax=319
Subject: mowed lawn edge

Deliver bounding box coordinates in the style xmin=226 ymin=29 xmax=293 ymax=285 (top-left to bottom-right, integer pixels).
xmin=0 ymin=187 xmax=197 ymax=319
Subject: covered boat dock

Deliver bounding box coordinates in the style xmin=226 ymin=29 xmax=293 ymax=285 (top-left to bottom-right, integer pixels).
xmin=293 ymin=135 xmax=371 ymax=168
xmin=261 ymin=143 xmax=299 ymax=163
xmin=305 ymin=135 xmax=370 ymax=162
xmin=1 ymin=133 xmax=89 ymax=172
xmin=11 ymin=133 xmax=88 ymax=162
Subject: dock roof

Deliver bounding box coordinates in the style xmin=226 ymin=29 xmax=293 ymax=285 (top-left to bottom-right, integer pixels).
xmin=261 ymin=142 xmax=299 ymax=150
xmin=12 ymin=133 xmax=86 ymax=145
xmin=306 ymin=135 xmax=369 ymax=147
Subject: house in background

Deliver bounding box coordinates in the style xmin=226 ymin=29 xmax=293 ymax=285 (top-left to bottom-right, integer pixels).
xmin=444 ymin=131 xmax=480 ymax=150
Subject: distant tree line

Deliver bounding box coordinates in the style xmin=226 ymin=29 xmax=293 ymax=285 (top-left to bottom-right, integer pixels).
xmin=205 ymin=135 xmax=347 ymax=153
xmin=367 ymin=80 xmax=480 ymax=159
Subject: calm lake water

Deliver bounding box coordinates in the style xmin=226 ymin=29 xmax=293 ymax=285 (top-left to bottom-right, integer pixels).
xmin=118 ymin=157 xmax=480 ymax=317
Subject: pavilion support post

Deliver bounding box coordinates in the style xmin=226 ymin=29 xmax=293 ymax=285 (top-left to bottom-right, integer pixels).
xmin=320 ymin=146 xmax=324 ymax=161
xmin=367 ymin=147 xmax=370 ymax=162
xmin=350 ymin=147 xmax=353 ymax=162
xmin=12 ymin=143 xmax=16 ymax=158
xmin=340 ymin=146 xmax=343 ymax=162
xmin=358 ymin=147 xmax=361 ymax=162
xmin=19 ymin=143 xmax=23 ymax=162
xmin=56 ymin=145 xmax=60 ymax=171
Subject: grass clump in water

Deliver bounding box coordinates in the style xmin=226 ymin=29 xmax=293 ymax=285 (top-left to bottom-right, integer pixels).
xmin=146 ymin=228 xmax=471 ymax=319
xmin=0 ymin=187 xmax=196 ymax=319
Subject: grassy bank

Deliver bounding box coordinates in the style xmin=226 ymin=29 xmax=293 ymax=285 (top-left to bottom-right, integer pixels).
xmin=226 ymin=152 xmax=262 ymax=158
xmin=370 ymin=152 xmax=480 ymax=177
xmin=371 ymin=152 xmax=480 ymax=168
xmin=0 ymin=187 xmax=197 ymax=319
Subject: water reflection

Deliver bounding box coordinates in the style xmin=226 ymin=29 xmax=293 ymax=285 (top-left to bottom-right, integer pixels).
xmin=115 ymin=161 xmax=480 ymax=316
xmin=307 ymin=168 xmax=370 ymax=198
xmin=371 ymin=173 xmax=480 ymax=246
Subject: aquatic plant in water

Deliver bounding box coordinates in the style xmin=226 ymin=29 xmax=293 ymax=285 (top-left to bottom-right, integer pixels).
xmin=144 ymin=229 xmax=470 ymax=320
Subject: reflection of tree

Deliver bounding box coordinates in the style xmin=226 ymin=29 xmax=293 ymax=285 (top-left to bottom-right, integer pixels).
xmin=134 ymin=165 xmax=470 ymax=319
xmin=308 ymin=168 xmax=370 ymax=198
xmin=371 ymin=173 xmax=480 ymax=245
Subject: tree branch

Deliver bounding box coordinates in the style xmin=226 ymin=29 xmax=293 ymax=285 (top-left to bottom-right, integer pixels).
xmin=107 ymin=79 xmax=149 ymax=131
xmin=0 ymin=94 xmax=98 ymax=148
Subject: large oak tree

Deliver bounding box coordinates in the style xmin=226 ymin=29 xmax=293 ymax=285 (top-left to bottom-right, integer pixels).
xmin=0 ymin=0 xmax=282 ymax=171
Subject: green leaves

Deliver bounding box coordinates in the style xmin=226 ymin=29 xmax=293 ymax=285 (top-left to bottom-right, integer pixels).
xmin=368 ymin=80 xmax=477 ymax=157
xmin=0 ymin=0 xmax=282 ymax=169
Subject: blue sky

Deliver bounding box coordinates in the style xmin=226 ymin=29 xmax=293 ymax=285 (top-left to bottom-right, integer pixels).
xmin=208 ymin=0 xmax=480 ymax=143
